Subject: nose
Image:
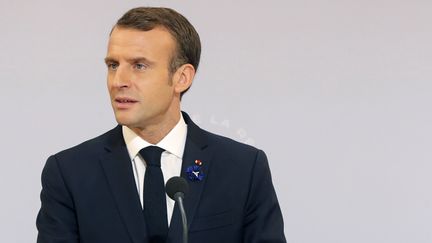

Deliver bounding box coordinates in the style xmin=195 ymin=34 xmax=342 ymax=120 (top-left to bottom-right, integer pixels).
xmin=111 ymin=65 xmax=131 ymax=89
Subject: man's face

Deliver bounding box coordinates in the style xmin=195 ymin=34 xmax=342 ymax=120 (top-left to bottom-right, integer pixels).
xmin=105 ymin=27 xmax=178 ymax=129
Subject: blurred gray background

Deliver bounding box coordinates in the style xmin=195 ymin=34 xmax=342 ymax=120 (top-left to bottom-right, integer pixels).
xmin=1 ymin=0 xmax=431 ymax=242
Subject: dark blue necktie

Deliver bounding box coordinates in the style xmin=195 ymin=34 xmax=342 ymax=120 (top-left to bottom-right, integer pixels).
xmin=139 ymin=146 xmax=168 ymax=243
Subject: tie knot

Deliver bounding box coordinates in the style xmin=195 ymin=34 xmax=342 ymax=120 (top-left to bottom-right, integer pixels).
xmin=139 ymin=146 xmax=165 ymax=167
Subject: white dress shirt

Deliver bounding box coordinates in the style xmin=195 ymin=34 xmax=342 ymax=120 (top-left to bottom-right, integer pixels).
xmin=122 ymin=114 xmax=187 ymax=226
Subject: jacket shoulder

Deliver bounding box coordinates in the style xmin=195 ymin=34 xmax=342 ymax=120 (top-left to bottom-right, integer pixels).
xmin=207 ymin=130 xmax=258 ymax=151
xmin=53 ymin=126 xmax=121 ymax=162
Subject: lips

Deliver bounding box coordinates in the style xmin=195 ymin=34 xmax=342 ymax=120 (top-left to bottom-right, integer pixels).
xmin=115 ymin=97 xmax=137 ymax=103
xmin=114 ymin=97 xmax=138 ymax=109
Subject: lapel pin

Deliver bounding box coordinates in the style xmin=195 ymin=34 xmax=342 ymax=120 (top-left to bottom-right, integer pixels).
xmin=195 ymin=159 xmax=203 ymax=166
xmin=186 ymin=160 xmax=205 ymax=181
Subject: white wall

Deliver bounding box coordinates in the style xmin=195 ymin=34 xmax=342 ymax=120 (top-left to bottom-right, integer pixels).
xmin=1 ymin=0 xmax=431 ymax=242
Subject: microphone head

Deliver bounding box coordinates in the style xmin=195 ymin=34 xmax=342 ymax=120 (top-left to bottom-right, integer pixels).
xmin=166 ymin=176 xmax=189 ymax=200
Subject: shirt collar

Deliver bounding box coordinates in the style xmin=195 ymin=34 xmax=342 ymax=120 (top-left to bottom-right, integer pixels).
xmin=122 ymin=114 xmax=188 ymax=160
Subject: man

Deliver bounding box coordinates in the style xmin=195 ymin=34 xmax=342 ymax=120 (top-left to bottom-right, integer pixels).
xmin=37 ymin=7 xmax=286 ymax=243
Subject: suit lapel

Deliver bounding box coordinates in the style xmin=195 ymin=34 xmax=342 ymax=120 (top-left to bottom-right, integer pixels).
xmin=99 ymin=113 xmax=212 ymax=243
xmin=167 ymin=112 xmax=214 ymax=242
xmin=99 ymin=126 xmax=148 ymax=243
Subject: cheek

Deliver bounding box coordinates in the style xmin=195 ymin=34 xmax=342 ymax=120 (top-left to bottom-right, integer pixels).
xmin=107 ymin=84 xmax=115 ymax=97
xmin=106 ymin=76 xmax=114 ymax=91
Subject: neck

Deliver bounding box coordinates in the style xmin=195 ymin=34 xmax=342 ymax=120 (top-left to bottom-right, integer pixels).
xmin=130 ymin=110 xmax=181 ymax=145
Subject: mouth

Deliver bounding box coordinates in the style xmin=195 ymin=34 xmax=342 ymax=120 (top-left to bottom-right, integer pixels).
xmin=114 ymin=97 xmax=138 ymax=109
xmin=115 ymin=97 xmax=138 ymax=103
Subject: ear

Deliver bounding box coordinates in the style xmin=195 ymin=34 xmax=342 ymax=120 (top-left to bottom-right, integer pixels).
xmin=173 ymin=64 xmax=195 ymax=94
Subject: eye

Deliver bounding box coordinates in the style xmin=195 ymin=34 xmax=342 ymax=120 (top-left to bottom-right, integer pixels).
xmin=134 ymin=63 xmax=147 ymax=70
xmin=106 ymin=62 xmax=119 ymax=71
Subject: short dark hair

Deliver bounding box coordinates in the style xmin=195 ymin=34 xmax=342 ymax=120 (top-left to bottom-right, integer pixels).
xmin=115 ymin=7 xmax=201 ymax=75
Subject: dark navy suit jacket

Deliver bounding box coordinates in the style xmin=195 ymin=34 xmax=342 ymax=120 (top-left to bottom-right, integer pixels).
xmin=37 ymin=112 xmax=286 ymax=243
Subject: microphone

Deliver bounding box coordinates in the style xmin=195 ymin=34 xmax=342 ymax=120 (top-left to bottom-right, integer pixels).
xmin=166 ymin=176 xmax=189 ymax=243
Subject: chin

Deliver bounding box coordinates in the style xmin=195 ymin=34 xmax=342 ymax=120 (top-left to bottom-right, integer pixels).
xmin=114 ymin=115 xmax=135 ymax=126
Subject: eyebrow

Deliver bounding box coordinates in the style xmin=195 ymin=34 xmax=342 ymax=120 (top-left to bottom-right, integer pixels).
xmin=104 ymin=57 xmax=155 ymax=66
xmin=104 ymin=57 xmax=117 ymax=64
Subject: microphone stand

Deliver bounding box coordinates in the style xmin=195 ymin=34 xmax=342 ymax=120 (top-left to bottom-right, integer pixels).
xmin=175 ymin=193 xmax=188 ymax=243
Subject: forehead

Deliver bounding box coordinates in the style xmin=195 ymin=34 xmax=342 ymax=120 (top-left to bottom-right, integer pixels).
xmin=107 ymin=27 xmax=176 ymax=61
